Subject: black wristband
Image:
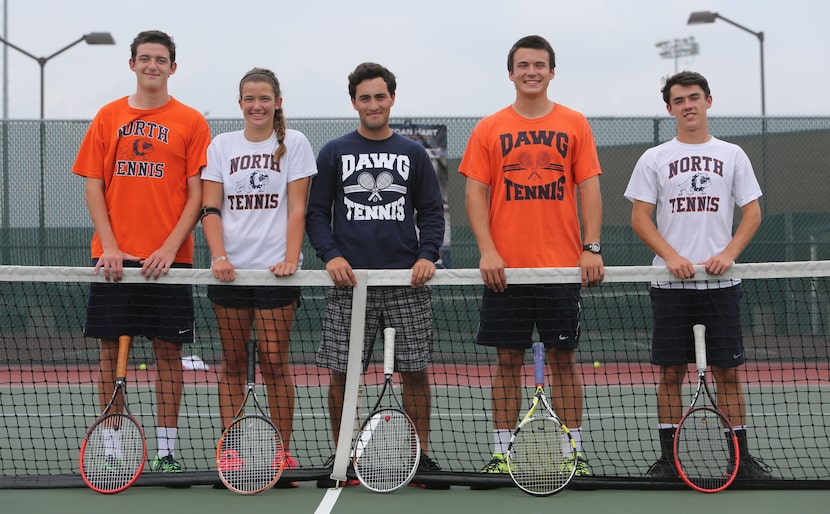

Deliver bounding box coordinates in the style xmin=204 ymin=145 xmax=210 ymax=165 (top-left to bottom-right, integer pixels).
xmin=199 ymin=206 xmax=221 ymax=223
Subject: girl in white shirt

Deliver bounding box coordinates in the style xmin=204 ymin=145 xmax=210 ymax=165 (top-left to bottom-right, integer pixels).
xmin=201 ymin=68 xmax=317 ymax=483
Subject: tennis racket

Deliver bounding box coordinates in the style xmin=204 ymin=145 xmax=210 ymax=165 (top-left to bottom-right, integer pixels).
xmin=673 ymin=324 xmax=740 ymax=493
xmin=80 ymin=335 xmax=147 ymax=494
xmin=353 ymin=327 xmax=421 ymax=493
xmin=507 ymin=341 xmax=577 ymax=496
xmin=216 ymin=339 xmax=285 ymax=494
xmin=373 ymin=171 xmax=394 ymax=200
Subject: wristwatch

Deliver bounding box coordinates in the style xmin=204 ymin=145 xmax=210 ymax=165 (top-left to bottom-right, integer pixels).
xmin=583 ymin=243 xmax=601 ymax=255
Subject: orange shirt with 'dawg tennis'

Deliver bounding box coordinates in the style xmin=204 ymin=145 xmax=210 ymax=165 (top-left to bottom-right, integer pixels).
xmin=459 ymin=104 xmax=602 ymax=268
xmin=73 ymin=96 xmax=210 ymax=264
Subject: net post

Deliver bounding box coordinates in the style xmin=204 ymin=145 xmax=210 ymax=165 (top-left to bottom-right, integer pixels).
xmin=331 ymin=269 xmax=368 ymax=482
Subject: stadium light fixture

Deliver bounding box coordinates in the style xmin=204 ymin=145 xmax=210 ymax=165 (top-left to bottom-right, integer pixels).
xmin=655 ymin=37 xmax=699 ymax=73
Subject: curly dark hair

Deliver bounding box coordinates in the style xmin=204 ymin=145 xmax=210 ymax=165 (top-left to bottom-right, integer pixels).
xmin=348 ymin=62 xmax=396 ymax=99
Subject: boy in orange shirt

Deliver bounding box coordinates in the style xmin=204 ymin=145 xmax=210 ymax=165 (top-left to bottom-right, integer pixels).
xmin=73 ymin=30 xmax=210 ymax=473
xmin=460 ymin=35 xmax=604 ymax=477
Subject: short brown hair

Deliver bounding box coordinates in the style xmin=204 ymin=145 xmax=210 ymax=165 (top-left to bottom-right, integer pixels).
xmin=130 ymin=30 xmax=176 ymax=63
xmin=661 ymin=71 xmax=710 ymax=105
xmin=507 ymin=35 xmax=555 ymax=72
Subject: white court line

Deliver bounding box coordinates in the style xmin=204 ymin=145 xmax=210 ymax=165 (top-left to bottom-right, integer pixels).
xmin=314 ymin=487 xmax=343 ymax=514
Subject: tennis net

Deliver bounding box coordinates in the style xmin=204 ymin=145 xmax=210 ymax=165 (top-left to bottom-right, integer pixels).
xmin=0 ymin=262 xmax=828 ymax=489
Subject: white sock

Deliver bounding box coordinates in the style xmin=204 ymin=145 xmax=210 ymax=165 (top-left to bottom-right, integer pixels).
xmin=156 ymin=427 xmax=177 ymax=457
xmin=493 ymin=429 xmax=512 ymax=455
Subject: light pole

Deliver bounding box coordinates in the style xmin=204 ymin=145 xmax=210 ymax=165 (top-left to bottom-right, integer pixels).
xmin=655 ymin=37 xmax=699 ymax=73
xmin=0 ymin=32 xmax=115 ymax=263
xmin=688 ymin=11 xmax=765 ymax=116
xmin=0 ymin=32 xmax=115 ymax=118
xmin=688 ymin=11 xmax=768 ymax=217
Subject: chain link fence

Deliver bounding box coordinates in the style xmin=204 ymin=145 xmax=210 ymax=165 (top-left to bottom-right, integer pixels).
xmin=1 ymin=116 xmax=828 ymax=268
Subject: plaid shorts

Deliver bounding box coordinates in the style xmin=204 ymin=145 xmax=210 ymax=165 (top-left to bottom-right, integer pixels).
xmin=316 ymin=286 xmax=433 ymax=373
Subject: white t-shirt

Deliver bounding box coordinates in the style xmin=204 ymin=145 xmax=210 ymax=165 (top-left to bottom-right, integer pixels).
xmin=624 ymin=136 xmax=762 ymax=289
xmin=202 ymin=129 xmax=317 ymax=270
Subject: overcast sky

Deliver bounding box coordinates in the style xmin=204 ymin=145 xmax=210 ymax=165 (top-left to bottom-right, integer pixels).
xmin=1 ymin=0 xmax=827 ymax=120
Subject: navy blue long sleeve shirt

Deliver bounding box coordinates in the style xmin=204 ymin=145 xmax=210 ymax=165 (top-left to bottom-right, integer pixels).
xmin=306 ymin=131 xmax=445 ymax=269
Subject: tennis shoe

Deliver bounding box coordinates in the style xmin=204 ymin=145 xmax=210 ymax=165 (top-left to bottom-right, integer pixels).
xmin=217 ymin=449 xmax=243 ymax=472
xmin=644 ymin=456 xmax=678 ymax=478
xmin=410 ymin=453 xmax=450 ymax=490
xmin=274 ymin=450 xmax=299 ymax=470
xmin=562 ymin=452 xmax=591 ymax=477
xmin=736 ymin=455 xmax=776 ymax=479
xmin=151 ymin=454 xmax=184 ymax=473
xmin=273 ymin=450 xmax=300 ymax=488
xmin=480 ymin=452 xmax=510 ymax=473
xmin=417 ymin=453 xmax=442 ymax=472
xmin=316 ymin=476 xmax=360 ymax=489
xmin=316 ymin=454 xmax=359 ymax=488
xmin=101 ymin=455 xmax=123 ymax=472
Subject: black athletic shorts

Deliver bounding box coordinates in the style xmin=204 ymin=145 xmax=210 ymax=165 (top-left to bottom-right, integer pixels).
xmin=84 ymin=260 xmax=194 ymax=345
xmin=650 ymin=284 xmax=745 ymax=368
xmin=476 ymin=284 xmax=582 ymax=350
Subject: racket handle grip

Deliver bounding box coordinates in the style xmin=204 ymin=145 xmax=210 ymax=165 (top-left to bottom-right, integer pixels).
xmin=246 ymin=339 xmax=257 ymax=384
xmin=116 ymin=335 xmax=132 ymax=379
xmin=532 ymin=341 xmax=545 ymax=386
xmin=693 ymin=324 xmax=707 ymax=371
xmin=383 ymin=327 xmax=396 ymax=376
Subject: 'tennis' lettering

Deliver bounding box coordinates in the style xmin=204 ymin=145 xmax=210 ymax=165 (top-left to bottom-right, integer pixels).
xmin=667 ymin=156 xmax=724 ymax=179
xmin=344 ymin=196 xmax=406 ymax=221
xmin=504 ymin=176 xmax=566 ymax=201
xmin=500 ymin=131 xmax=568 ymax=158
xmin=226 ymin=194 xmax=280 ymax=210
xmin=115 ymin=161 xmax=164 ymax=177
xmin=670 ymin=196 xmax=720 ymax=213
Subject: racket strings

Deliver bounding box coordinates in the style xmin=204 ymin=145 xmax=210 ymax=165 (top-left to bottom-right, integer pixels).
xmin=675 ymin=408 xmax=736 ymax=490
xmin=354 ymin=409 xmax=419 ymax=492
xmin=508 ymin=417 xmax=572 ymax=494
xmin=218 ymin=416 xmax=283 ymax=493
xmin=82 ymin=414 xmax=145 ymax=492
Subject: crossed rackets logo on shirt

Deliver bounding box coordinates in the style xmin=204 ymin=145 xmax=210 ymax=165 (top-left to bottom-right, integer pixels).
xmin=344 ymin=171 xmax=407 ymax=202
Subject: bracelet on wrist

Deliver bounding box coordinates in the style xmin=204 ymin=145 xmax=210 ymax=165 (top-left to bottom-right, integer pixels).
xmin=211 ymin=255 xmax=227 ymax=265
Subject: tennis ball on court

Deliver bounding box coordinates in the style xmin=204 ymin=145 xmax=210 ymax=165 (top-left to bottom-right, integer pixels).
xmin=139 ymin=363 xmax=147 ymax=370
xmin=593 ymin=360 xmax=602 ymax=369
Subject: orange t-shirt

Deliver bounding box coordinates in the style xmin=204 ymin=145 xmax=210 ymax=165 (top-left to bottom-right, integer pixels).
xmin=459 ymin=104 xmax=601 ymax=268
xmin=72 ymin=97 xmax=210 ymax=263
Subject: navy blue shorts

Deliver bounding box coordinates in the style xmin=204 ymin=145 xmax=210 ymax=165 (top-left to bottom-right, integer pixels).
xmin=476 ymin=284 xmax=582 ymax=350
xmin=84 ymin=260 xmax=194 ymax=345
xmin=207 ymin=285 xmax=301 ymax=310
xmin=650 ymin=284 xmax=745 ymax=368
